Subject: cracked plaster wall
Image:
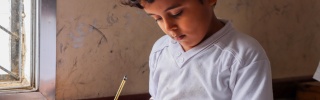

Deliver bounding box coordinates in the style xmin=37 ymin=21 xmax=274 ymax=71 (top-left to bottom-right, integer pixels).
xmin=56 ymin=0 xmax=320 ymax=99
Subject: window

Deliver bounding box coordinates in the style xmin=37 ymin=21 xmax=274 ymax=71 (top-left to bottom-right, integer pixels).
xmin=0 ymin=0 xmax=31 ymax=89
xmin=0 ymin=0 xmax=12 ymax=77
xmin=0 ymin=0 xmax=56 ymax=99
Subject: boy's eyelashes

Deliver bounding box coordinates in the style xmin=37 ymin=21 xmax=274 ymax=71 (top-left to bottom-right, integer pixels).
xmin=153 ymin=10 xmax=184 ymax=22
xmin=155 ymin=17 xmax=162 ymax=22
xmin=171 ymin=10 xmax=183 ymax=18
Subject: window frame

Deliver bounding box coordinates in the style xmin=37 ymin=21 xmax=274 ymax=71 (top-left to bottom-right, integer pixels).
xmin=0 ymin=0 xmax=56 ymax=99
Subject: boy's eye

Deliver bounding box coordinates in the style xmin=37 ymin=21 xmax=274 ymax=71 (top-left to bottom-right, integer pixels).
xmin=155 ymin=17 xmax=163 ymax=22
xmin=172 ymin=10 xmax=183 ymax=17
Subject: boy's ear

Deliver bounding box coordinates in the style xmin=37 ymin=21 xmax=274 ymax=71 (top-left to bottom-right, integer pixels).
xmin=207 ymin=0 xmax=217 ymax=6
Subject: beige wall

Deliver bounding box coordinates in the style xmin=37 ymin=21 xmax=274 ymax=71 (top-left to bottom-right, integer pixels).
xmin=56 ymin=0 xmax=163 ymax=99
xmin=56 ymin=0 xmax=320 ymax=99
xmin=215 ymin=0 xmax=320 ymax=79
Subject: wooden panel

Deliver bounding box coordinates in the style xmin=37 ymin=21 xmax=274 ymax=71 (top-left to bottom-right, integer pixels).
xmin=81 ymin=93 xmax=150 ymax=100
xmin=297 ymin=82 xmax=320 ymax=100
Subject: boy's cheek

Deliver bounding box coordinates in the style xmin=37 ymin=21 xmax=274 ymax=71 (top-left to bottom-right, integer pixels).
xmin=157 ymin=24 xmax=167 ymax=34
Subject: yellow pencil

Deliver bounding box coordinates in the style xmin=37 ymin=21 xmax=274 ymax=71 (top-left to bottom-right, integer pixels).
xmin=114 ymin=75 xmax=127 ymax=100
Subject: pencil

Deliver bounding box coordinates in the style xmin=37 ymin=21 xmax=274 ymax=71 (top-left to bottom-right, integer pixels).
xmin=114 ymin=75 xmax=127 ymax=100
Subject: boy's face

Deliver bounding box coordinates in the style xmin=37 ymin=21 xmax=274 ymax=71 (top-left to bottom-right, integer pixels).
xmin=142 ymin=0 xmax=216 ymax=50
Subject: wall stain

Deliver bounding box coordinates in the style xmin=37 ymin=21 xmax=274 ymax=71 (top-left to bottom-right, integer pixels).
xmin=78 ymin=82 xmax=85 ymax=85
xmin=63 ymin=43 xmax=68 ymax=52
xmin=67 ymin=57 xmax=78 ymax=80
xmin=74 ymin=16 xmax=82 ymax=22
xmin=60 ymin=43 xmax=63 ymax=53
xmin=89 ymin=48 xmax=93 ymax=53
xmin=106 ymin=12 xmax=119 ymax=27
xmin=97 ymin=37 xmax=106 ymax=47
xmin=113 ymin=4 xmax=117 ymax=9
xmin=73 ymin=57 xmax=78 ymax=67
xmin=70 ymin=22 xmax=87 ymax=49
xmin=138 ymin=62 xmax=148 ymax=74
xmin=57 ymin=25 xmax=65 ymax=36
xmin=89 ymin=24 xmax=108 ymax=42
xmin=58 ymin=59 xmax=62 ymax=66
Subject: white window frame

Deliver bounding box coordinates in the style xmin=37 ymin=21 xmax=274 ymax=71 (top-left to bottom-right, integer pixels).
xmin=0 ymin=0 xmax=56 ymax=99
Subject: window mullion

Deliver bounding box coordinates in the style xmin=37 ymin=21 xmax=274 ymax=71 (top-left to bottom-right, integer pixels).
xmin=0 ymin=65 xmax=19 ymax=80
xmin=11 ymin=0 xmax=23 ymax=81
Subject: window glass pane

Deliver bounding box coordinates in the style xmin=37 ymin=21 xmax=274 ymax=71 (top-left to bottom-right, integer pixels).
xmin=24 ymin=0 xmax=32 ymax=83
xmin=0 ymin=0 xmax=11 ymax=75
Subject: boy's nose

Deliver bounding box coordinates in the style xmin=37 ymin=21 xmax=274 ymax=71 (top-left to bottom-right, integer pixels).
xmin=164 ymin=19 xmax=177 ymax=32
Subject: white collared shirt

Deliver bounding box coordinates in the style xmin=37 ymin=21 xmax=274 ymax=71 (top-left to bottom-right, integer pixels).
xmin=149 ymin=21 xmax=273 ymax=100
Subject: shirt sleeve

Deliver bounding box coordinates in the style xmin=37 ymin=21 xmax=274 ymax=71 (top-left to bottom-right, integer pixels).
xmin=231 ymin=60 xmax=273 ymax=100
xmin=148 ymin=35 xmax=169 ymax=99
xmin=149 ymin=51 xmax=157 ymax=99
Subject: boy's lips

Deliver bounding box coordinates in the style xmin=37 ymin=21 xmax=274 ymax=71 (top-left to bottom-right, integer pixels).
xmin=175 ymin=35 xmax=186 ymax=41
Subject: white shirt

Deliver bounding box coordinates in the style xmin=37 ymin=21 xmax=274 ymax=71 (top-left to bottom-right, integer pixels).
xmin=149 ymin=21 xmax=273 ymax=100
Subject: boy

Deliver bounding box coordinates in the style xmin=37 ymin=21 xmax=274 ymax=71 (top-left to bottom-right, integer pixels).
xmin=122 ymin=0 xmax=273 ymax=100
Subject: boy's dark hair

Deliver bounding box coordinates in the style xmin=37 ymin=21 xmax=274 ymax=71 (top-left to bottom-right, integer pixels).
xmin=121 ymin=0 xmax=154 ymax=9
xmin=121 ymin=0 xmax=204 ymax=9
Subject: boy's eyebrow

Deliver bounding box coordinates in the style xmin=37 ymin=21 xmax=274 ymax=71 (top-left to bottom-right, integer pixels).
xmin=164 ymin=4 xmax=181 ymax=12
xmin=147 ymin=3 xmax=182 ymax=16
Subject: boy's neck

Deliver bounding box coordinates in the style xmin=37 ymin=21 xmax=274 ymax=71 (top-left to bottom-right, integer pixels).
xmin=182 ymin=13 xmax=225 ymax=52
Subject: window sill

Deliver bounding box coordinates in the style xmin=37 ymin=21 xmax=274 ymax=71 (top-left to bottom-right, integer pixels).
xmin=0 ymin=92 xmax=46 ymax=100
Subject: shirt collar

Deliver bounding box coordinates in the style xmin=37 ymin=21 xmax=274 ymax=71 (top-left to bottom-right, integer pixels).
xmin=168 ymin=20 xmax=233 ymax=68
